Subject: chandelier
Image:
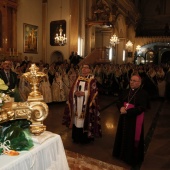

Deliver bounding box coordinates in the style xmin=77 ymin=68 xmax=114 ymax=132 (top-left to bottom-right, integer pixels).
xmin=110 ymin=34 xmax=119 ymax=46
xmin=54 ymin=25 xmax=67 ymax=46
xmin=136 ymin=45 xmax=141 ymax=51
xmin=54 ymin=0 xmax=67 ymax=46
xmin=126 ymin=40 xmax=133 ymax=52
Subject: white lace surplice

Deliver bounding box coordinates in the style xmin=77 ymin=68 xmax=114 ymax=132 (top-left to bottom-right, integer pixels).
xmin=74 ymin=81 xmax=88 ymax=128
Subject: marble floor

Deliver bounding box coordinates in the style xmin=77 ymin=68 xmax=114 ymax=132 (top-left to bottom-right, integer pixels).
xmin=44 ymin=95 xmax=170 ymax=170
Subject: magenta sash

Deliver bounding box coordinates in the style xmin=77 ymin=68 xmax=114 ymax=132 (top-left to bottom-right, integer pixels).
xmin=124 ymin=102 xmax=144 ymax=142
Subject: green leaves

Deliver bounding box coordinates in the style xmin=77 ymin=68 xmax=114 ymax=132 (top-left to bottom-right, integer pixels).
xmin=0 ymin=120 xmax=33 ymax=151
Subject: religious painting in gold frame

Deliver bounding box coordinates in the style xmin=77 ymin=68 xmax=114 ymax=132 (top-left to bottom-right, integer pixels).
xmin=23 ymin=23 xmax=38 ymax=53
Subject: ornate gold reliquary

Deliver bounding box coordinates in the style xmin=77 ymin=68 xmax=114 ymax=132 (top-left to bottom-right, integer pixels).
xmin=0 ymin=64 xmax=49 ymax=135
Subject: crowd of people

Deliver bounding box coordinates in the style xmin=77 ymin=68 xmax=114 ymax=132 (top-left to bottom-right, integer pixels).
xmin=0 ymin=56 xmax=170 ymax=169
xmin=0 ymin=57 xmax=170 ymax=102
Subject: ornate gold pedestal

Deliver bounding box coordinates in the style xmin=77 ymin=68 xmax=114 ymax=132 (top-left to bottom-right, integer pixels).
xmin=0 ymin=64 xmax=48 ymax=135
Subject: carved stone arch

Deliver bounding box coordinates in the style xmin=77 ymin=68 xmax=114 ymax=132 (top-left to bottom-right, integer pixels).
xmin=50 ymin=50 xmax=64 ymax=64
xmin=160 ymin=48 xmax=170 ymax=64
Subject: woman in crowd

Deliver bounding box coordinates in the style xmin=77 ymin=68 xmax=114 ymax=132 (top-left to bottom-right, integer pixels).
xmin=51 ymin=71 xmax=66 ymax=102
xmin=39 ymin=68 xmax=52 ymax=103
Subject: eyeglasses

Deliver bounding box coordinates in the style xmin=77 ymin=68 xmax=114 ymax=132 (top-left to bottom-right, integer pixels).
xmin=130 ymin=79 xmax=140 ymax=83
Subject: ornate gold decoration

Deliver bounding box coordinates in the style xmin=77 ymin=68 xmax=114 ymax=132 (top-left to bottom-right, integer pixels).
xmin=22 ymin=64 xmax=46 ymax=101
xmin=0 ymin=64 xmax=49 ymax=135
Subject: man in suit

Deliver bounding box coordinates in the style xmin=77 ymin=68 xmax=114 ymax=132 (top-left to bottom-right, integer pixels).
xmin=0 ymin=60 xmax=21 ymax=101
xmin=0 ymin=60 xmax=17 ymax=90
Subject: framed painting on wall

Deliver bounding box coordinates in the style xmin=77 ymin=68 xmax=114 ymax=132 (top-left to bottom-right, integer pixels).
xmin=50 ymin=20 xmax=66 ymax=46
xmin=23 ymin=23 xmax=38 ymax=53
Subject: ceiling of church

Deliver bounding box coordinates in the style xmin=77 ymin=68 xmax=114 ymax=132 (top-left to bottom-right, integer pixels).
xmin=135 ymin=0 xmax=170 ymax=36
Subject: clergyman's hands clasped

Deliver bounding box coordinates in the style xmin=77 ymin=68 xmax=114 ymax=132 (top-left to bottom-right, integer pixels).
xmin=74 ymin=91 xmax=85 ymax=97
xmin=120 ymin=107 xmax=127 ymax=114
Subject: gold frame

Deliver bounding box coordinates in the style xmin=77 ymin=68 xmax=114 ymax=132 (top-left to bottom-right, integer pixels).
xmin=23 ymin=23 xmax=38 ymax=53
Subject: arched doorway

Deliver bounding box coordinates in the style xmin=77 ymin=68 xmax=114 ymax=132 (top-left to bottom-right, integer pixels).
xmin=51 ymin=51 xmax=64 ymax=64
xmin=161 ymin=50 xmax=170 ymax=64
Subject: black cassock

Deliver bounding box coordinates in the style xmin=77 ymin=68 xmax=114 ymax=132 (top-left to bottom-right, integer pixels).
xmin=112 ymin=88 xmax=149 ymax=166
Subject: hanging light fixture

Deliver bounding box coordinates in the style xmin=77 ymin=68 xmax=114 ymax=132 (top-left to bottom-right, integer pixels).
xmin=126 ymin=40 xmax=133 ymax=52
xmin=54 ymin=25 xmax=67 ymax=45
xmin=110 ymin=34 xmax=119 ymax=46
xmin=54 ymin=0 xmax=67 ymax=46
xmin=136 ymin=45 xmax=141 ymax=51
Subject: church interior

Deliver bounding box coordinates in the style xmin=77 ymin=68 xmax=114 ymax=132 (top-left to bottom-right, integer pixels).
xmin=1 ymin=0 xmax=170 ymax=65
xmin=0 ymin=0 xmax=170 ymax=170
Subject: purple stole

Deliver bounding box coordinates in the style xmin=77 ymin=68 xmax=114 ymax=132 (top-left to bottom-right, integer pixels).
xmin=124 ymin=102 xmax=144 ymax=146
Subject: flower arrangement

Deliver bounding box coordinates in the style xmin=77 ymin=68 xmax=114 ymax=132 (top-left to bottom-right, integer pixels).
xmin=0 ymin=120 xmax=33 ymax=156
xmin=0 ymin=93 xmax=5 ymax=107
xmin=0 ymin=79 xmax=34 ymax=155
xmin=0 ymin=78 xmax=10 ymax=107
xmin=0 ymin=79 xmax=8 ymax=91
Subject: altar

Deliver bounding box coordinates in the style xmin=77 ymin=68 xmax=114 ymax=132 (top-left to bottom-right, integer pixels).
xmin=0 ymin=133 xmax=69 ymax=170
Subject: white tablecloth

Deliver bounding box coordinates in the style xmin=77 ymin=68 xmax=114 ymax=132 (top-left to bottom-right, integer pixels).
xmin=0 ymin=134 xmax=69 ymax=170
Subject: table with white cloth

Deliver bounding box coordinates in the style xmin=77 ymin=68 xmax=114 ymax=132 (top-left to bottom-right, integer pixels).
xmin=0 ymin=133 xmax=69 ymax=170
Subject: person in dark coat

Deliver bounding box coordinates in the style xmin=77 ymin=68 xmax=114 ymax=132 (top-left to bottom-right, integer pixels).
xmin=0 ymin=60 xmax=21 ymax=101
xmin=142 ymin=68 xmax=158 ymax=99
xmin=0 ymin=60 xmax=18 ymax=90
xmin=112 ymin=75 xmax=149 ymax=168
xmin=69 ymin=51 xmax=74 ymax=64
xmin=71 ymin=52 xmax=81 ymax=66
